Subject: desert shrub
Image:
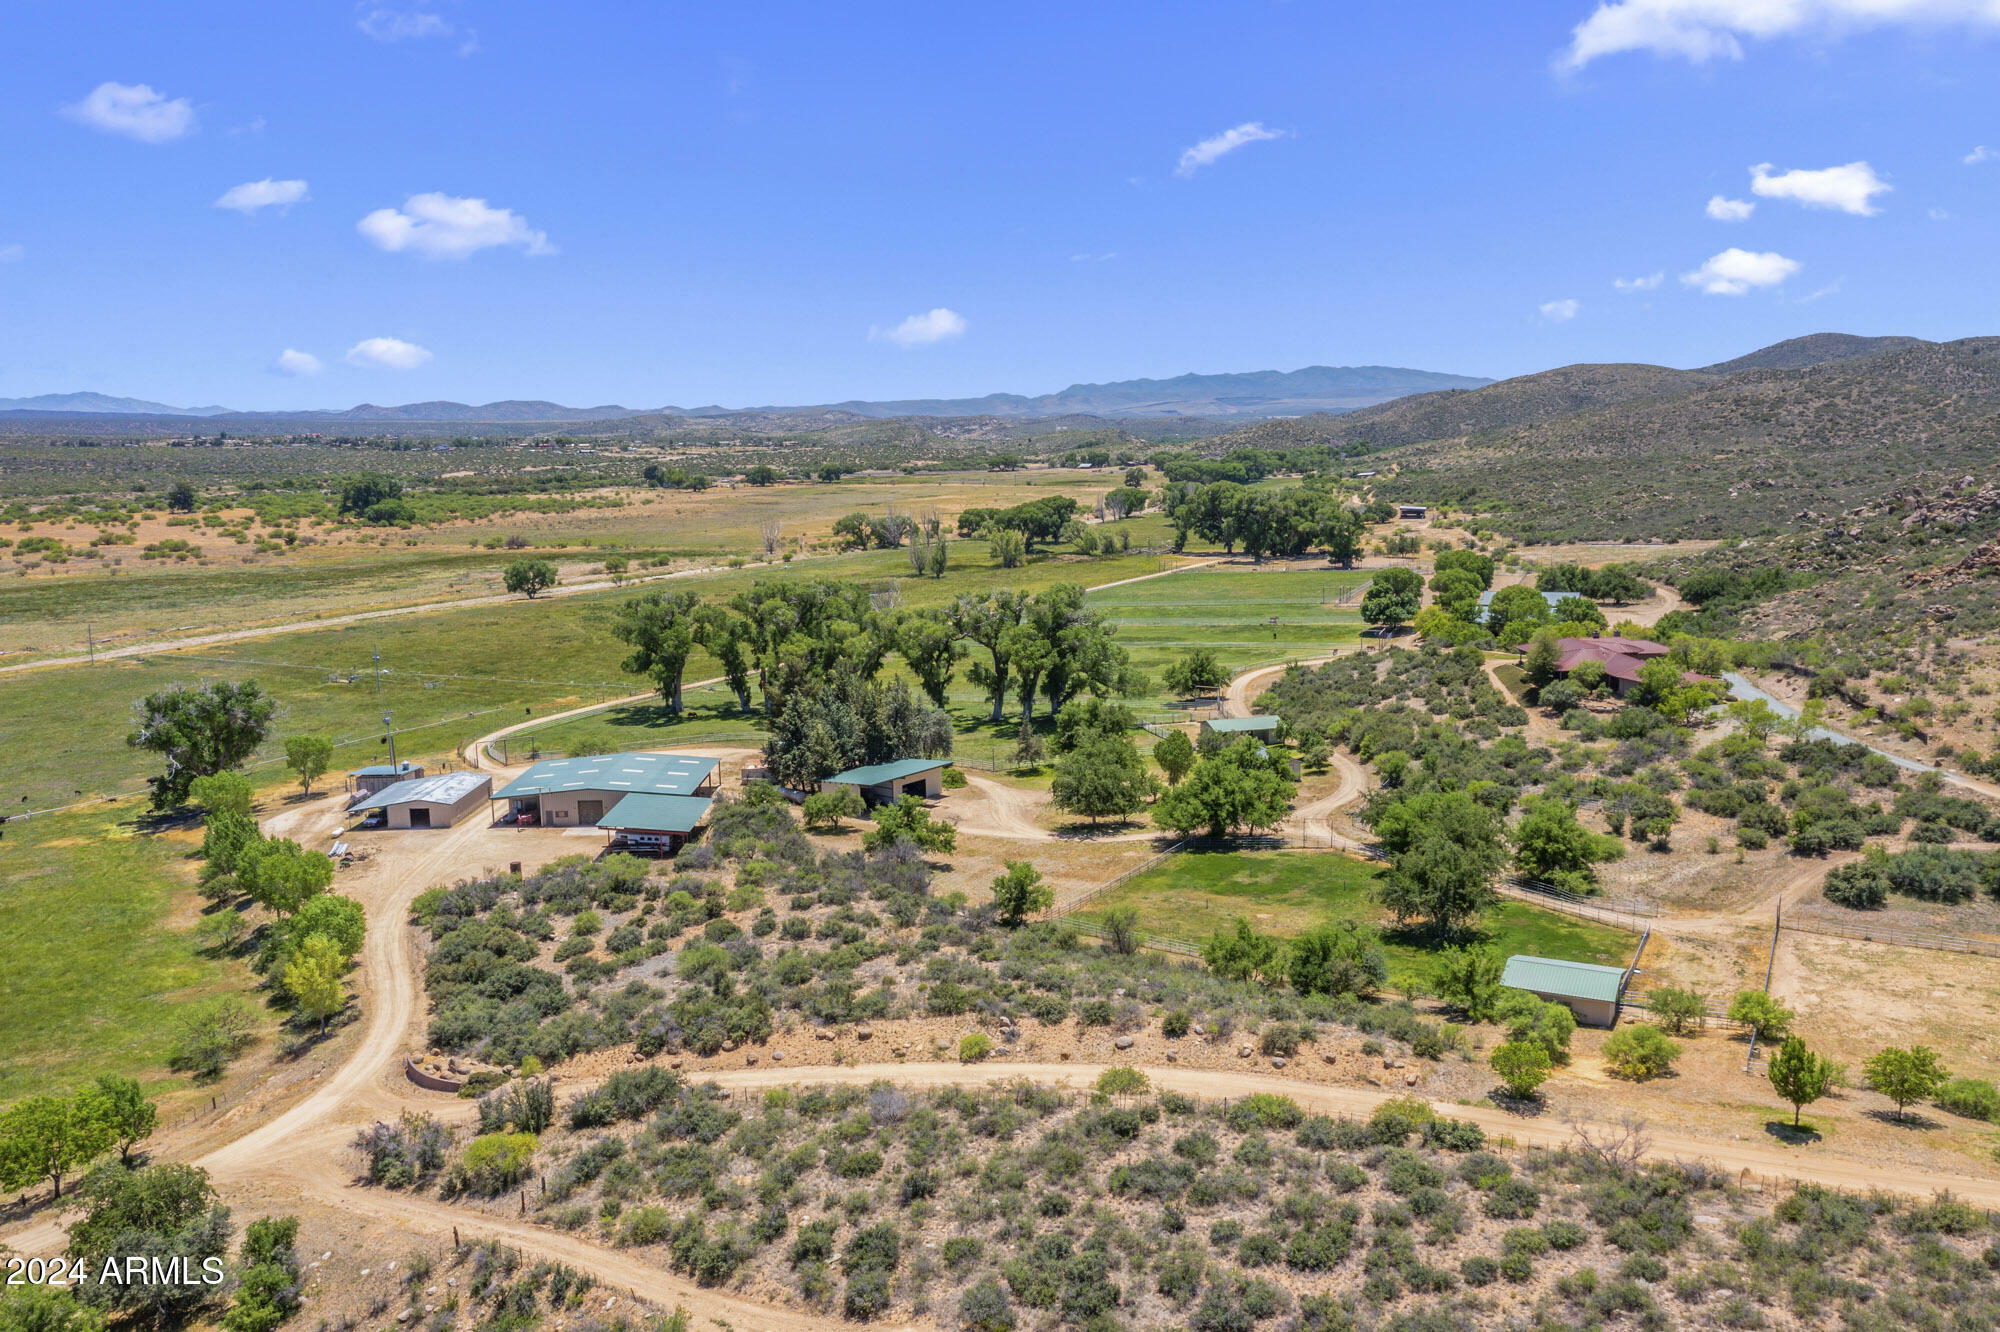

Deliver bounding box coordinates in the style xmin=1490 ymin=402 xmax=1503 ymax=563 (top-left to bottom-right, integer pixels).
xmin=1602 ymin=1025 xmax=1682 ymax=1080
xmin=1936 ymin=1078 xmax=2000 ymax=1122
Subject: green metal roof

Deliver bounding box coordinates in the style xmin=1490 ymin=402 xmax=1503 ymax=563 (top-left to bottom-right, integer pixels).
xmin=1204 ymin=716 xmax=1281 ymax=733
xmin=824 ymin=757 xmax=953 ymax=786
xmin=493 ymin=752 xmax=717 ymax=801
xmin=596 ymin=793 xmax=714 ymax=833
xmin=1500 ymin=955 xmax=1627 ymax=1004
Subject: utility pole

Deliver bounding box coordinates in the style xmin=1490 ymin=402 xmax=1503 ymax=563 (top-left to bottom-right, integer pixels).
xmin=86 ymin=623 xmax=95 ymax=664
xmin=373 ymin=646 xmax=382 ymax=695
xmin=384 ymin=711 xmax=398 ymax=772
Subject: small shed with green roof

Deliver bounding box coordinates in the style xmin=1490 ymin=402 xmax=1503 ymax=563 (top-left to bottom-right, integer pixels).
xmin=821 ymin=757 xmax=953 ymax=804
xmin=1500 ymin=954 xmax=1628 ymax=1027
xmin=1200 ymin=715 xmax=1282 ymax=740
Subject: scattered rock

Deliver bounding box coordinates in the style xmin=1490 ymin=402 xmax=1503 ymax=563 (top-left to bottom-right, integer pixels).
xmin=1059 ymin=1051 xmax=1071 ymax=1062
xmin=1404 ymin=1074 xmax=1418 ymax=1086
xmin=360 ymin=1270 xmax=371 ymax=1278
xmin=320 ymin=1253 xmax=332 ymax=1262
xmin=721 ymin=1039 xmax=737 ymax=1052
xmin=1114 ymin=1036 xmax=1135 ymax=1050
xmin=446 ymin=1279 xmax=457 ymax=1288
xmin=771 ymin=1050 xmax=785 ymax=1061
xmin=1392 ymin=1060 xmax=1406 ymax=1069
xmin=1192 ymin=1024 xmax=1205 ymax=1036
xmin=425 ymin=1288 xmax=438 ymax=1297
xmin=814 ymin=1028 xmax=834 ymax=1041
xmin=1382 ymin=1058 xmax=1396 ymax=1069
xmin=857 ymin=1025 xmax=874 ymax=1040
xmin=1271 ymin=1057 xmax=1288 ymax=1069
xmin=1238 ymin=1046 xmax=1253 ymax=1059
xmin=1322 ymin=1053 xmax=1337 ymax=1065
xmin=669 ymin=1059 xmax=683 ymax=1071
xmin=396 ymin=1312 xmax=412 ymax=1324
xmin=745 ymin=1054 xmax=758 ymax=1066
xmin=1165 ymin=1051 xmax=1177 ymax=1062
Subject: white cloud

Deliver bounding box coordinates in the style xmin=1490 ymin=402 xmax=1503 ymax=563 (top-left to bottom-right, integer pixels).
xmin=1069 ymin=251 xmax=1118 ymax=263
xmin=1705 ymin=194 xmax=1755 ymax=221
xmin=870 ymin=308 xmax=968 ymax=348
xmin=1967 ymin=145 xmax=1998 ymax=165
xmin=357 ymin=193 xmax=553 ymax=259
xmin=358 ymin=7 xmax=478 ymax=55
xmin=275 ymin=349 xmax=324 ymax=376
xmin=1750 ymin=161 xmax=1890 ymax=215
xmin=1682 ymin=247 xmax=1801 ymax=295
xmin=62 ymin=82 xmax=196 ymax=143
xmin=215 ymin=178 xmax=310 ymax=214
xmin=1174 ymin=122 xmax=1285 ymax=178
xmin=1539 ymin=298 xmax=1582 ymax=322
xmin=1561 ymin=0 xmax=2000 ymax=68
xmin=0 ymin=244 xmax=22 ymax=264
xmin=345 ymin=337 xmax=433 ymax=370
xmin=1800 ymin=279 xmax=1844 ymax=302
xmin=1613 ymin=271 xmax=1664 ymax=292
xmin=1930 ymin=206 xmax=1953 ymax=221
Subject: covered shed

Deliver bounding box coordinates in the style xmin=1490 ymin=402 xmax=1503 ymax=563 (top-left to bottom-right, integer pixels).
xmin=821 ymin=757 xmax=952 ymax=805
xmin=1500 ymin=954 xmax=1628 ymax=1027
xmin=1200 ymin=716 xmax=1282 ymax=741
xmin=349 ymin=761 xmax=424 ymax=796
xmin=492 ymin=752 xmax=718 ymax=827
xmin=597 ymin=793 xmax=714 ymax=854
xmin=352 ymin=772 xmax=492 ymax=830
xmin=1397 ymin=504 xmax=1428 ymax=520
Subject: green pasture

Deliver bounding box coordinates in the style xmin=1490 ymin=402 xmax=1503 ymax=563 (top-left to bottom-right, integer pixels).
xmin=1075 ymin=849 xmax=1636 ymax=988
xmin=0 ymin=804 xmax=267 ymax=1103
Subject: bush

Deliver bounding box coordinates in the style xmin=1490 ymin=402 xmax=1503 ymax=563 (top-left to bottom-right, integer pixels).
xmin=1935 ymin=1078 xmax=2000 ymax=1122
xmin=1095 ymin=1066 xmax=1149 ymax=1095
xmin=959 ymin=1033 xmax=993 ymax=1063
xmin=1602 ymin=1025 xmax=1682 ymax=1080
xmin=1162 ymin=1009 xmax=1192 ymax=1038
xmin=450 ymin=1132 xmax=537 ymax=1196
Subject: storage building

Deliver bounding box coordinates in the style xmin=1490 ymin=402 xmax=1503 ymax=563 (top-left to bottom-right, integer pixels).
xmin=1199 ymin=716 xmax=1282 ymax=740
xmin=491 ymin=752 xmax=718 ymax=828
xmin=1499 ymin=954 xmax=1629 ymax=1028
xmin=597 ymin=793 xmax=715 ymax=853
xmin=349 ymin=761 xmax=424 ymax=797
xmin=352 ymin=772 xmax=493 ymax=830
xmin=820 ymin=757 xmax=952 ymax=805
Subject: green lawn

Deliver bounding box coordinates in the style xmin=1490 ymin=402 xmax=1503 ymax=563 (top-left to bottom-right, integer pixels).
xmin=1076 ymin=849 xmax=1636 ymax=987
xmin=0 ymin=804 xmax=268 ymax=1103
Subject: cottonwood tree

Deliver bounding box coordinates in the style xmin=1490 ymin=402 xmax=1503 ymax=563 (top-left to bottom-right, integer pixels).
xmin=284 ymin=734 xmax=334 ymax=795
xmin=894 ymin=610 xmax=964 ymax=707
xmin=0 ymin=1092 xmax=115 ymax=1199
xmin=1371 ymin=789 xmax=1506 ymax=938
xmin=1051 ymin=736 xmax=1156 ymax=824
xmin=283 ymin=934 xmax=350 ymax=1034
xmin=1152 ymin=730 xmax=1195 ymax=786
xmin=951 ymin=590 xmax=1027 ymax=722
xmin=1319 ymin=508 xmax=1365 ymax=568
xmin=128 ymin=681 xmax=277 ymax=809
xmin=612 ymin=589 xmax=701 ymax=714
xmin=238 ymin=838 xmax=333 ymax=916
xmin=91 ymin=1076 xmax=158 ymax=1166
xmin=503 ymin=558 xmax=558 ymax=598
xmin=1360 ymin=567 xmax=1423 ymax=636
xmin=1512 ymin=797 xmax=1612 ymax=891
xmin=1152 ymin=736 xmax=1295 ymax=839
xmin=1163 ymin=648 xmax=1229 ymax=699
xmin=1768 ymin=1035 xmax=1837 ymax=1127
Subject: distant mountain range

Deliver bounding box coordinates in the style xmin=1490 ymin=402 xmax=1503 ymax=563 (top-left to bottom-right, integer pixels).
xmin=0 ymin=364 xmax=1491 ymax=425
xmin=0 ymin=391 xmax=235 ymax=417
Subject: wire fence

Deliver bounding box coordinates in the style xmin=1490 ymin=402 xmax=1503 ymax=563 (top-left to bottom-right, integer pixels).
xmin=1042 ymin=841 xmax=1188 ymax=918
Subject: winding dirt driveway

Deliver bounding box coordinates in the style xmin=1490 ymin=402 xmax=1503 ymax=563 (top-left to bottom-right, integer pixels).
xmin=15 ymin=665 xmax=2000 ymax=1327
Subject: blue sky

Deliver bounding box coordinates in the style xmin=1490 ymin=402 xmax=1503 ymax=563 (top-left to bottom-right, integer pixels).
xmin=2 ymin=0 xmax=1997 ymax=410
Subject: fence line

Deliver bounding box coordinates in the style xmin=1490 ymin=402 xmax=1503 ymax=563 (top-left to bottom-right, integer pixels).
xmin=1783 ymin=909 xmax=2000 ymax=959
xmin=1042 ymin=841 xmax=1188 ymax=919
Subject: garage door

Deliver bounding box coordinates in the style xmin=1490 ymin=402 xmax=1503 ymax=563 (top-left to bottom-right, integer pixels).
xmin=577 ymin=799 xmax=605 ymax=825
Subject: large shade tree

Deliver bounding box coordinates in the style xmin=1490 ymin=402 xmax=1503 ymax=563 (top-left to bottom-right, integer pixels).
xmin=127 ymin=680 xmax=277 ymax=809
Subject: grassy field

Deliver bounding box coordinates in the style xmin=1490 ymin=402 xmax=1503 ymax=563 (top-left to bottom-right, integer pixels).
xmin=0 ymin=470 xmax=1139 ymax=659
xmin=0 ymin=804 xmax=267 ymax=1103
xmin=1076 ymin=849 xmax=1636 ymax=986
